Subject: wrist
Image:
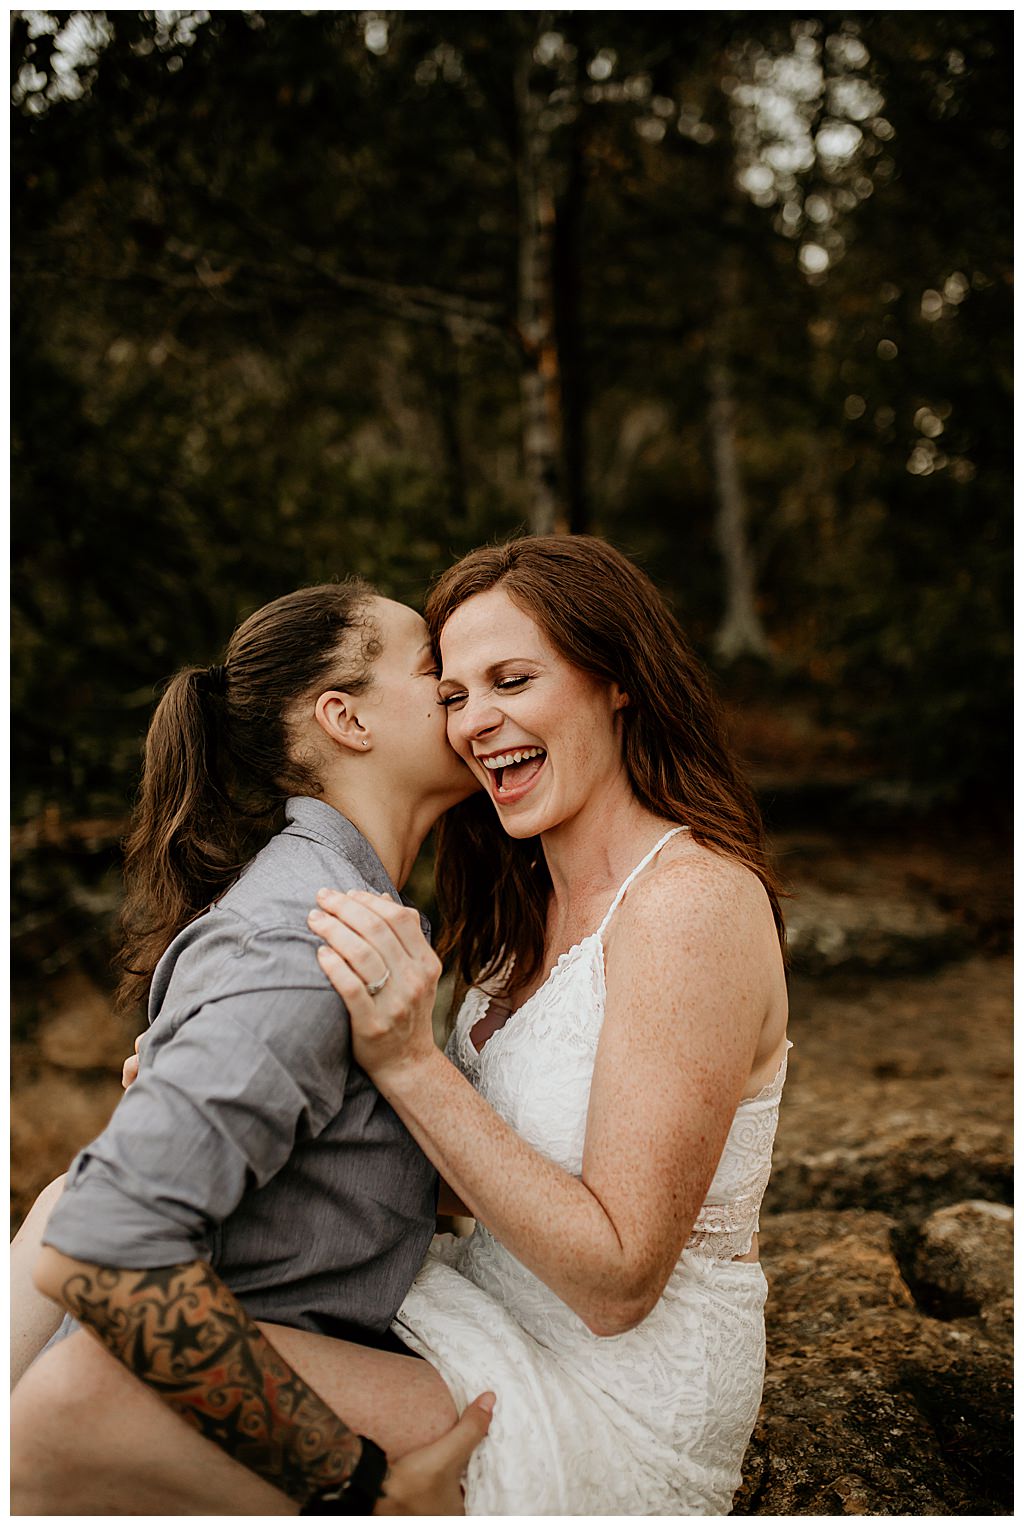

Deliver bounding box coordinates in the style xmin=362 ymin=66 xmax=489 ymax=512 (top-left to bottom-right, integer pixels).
xmin=372 ymin=1043 xmax=442 ymax=1099
xmin=300 ymin=1437 xmax=389 ymax=1515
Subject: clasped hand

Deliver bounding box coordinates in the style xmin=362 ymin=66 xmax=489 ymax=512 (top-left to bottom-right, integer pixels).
xmin=308 ymin=890 xmax=442 ymax=1079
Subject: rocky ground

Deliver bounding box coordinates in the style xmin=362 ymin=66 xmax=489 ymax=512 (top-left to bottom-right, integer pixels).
xmin=10 ymin=808 xmax=1012 ymax=1515
xmin=731 ymin=822 xmax=1012 ymax=1517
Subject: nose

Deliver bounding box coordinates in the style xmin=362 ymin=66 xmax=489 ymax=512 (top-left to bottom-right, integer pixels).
xmin=448 ymin=695 xmax=503 ymax=753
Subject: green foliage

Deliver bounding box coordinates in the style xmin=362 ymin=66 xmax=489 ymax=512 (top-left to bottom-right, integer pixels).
xmin=11 ymin=9 xmax=1011 ymax=838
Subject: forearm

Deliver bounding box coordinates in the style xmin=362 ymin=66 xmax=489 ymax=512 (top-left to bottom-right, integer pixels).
xmin=34 ymin=1246 xmax=362 ymax=1507
xmin=375 ymin=1051 xmax=645 ymax=1330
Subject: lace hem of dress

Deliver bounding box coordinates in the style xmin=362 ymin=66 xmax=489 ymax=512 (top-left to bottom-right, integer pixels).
xmin=684 ymin=1224 xmax=758 ymax=1260
xmin=685 ymin=1186 xmax=764 ymax=1260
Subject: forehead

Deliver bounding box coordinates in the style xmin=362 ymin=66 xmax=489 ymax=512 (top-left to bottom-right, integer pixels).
xmin=372 ymin=596 xmax=428 ymax=647
xmin=439 ymin=588 xmax=548 ymax=671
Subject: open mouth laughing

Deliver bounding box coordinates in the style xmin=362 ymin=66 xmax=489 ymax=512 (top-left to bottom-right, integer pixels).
xmin=477 ymin=746 xmax=548 ymax=800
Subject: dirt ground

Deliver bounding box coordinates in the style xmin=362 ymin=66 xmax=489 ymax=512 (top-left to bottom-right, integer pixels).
xmin=778 ymin=952 xmax=1011 ymax=1177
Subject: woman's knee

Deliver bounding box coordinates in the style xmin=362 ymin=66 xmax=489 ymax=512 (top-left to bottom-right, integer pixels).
xmin=12 ymin=1333 xmax=123 ymax=1464
xmin=11 ymin=1345 xmax=88 ymax=1508
xmin=11 ymin=1334 xmax=167 ymax=1511
xmin=13 ymin=1333 xmax=99 ymax=1435
xmin=28 ymin=1171 xmax=67 ymax=1220
xmin=11 ymin=1174 xmax=68 ymax=1248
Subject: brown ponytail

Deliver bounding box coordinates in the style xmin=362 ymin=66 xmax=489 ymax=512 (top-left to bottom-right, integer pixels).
xmin=116 ymin=579 xmax=379 ymax=1012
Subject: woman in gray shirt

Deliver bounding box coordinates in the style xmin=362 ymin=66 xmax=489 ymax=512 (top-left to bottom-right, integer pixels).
xmin=12 ymin=579 xmax=492 ymax=1514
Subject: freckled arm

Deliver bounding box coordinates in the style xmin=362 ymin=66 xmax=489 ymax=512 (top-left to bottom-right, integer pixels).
xmin=319 ymin=868 xmax=770 ymax=1336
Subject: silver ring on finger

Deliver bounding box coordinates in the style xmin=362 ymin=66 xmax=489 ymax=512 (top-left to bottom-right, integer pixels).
xmin=365 ymin=967 xmax=391 ymax=998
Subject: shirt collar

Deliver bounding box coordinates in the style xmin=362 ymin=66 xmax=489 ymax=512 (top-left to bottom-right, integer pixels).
xmin=284 ymin=796 xmax=431 ymax=940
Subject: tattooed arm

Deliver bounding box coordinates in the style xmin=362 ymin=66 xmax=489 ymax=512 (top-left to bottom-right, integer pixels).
xmin=34 ymin=1247 xmax=365 ymax=1509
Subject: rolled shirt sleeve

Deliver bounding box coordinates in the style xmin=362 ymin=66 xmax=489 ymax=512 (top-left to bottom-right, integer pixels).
xmin=44 ymin=924 xmax=351 ymax=1270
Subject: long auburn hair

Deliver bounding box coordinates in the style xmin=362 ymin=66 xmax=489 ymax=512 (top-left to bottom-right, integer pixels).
xmin=427 ymin=536 xmax=786 ymax=990
xmin=116 ymin=579 xmax=379 ymax=1012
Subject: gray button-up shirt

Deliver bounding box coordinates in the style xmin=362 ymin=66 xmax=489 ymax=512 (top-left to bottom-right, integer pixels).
xmin=44 ymin=797 xmax=438 ymax=1337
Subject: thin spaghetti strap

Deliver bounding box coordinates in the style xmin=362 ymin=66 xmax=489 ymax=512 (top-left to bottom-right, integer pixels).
xmin=596 ymin=826 xmax=688 ymax=938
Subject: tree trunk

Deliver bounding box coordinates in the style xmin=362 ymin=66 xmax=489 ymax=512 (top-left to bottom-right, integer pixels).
xmin=514 ymin=25 xmax=567 ymax=535
xmin=708 ymin=347 xmax=772 ymax=662
xmin=552 ymin=46 xmax=588 ymax=536
xmin=702 ymin=60 xmax=772 ymax=663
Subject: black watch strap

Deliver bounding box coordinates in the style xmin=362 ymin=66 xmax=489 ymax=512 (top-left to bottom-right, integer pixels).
xmin=299 ymin=1436 xmax=389 ymax=1515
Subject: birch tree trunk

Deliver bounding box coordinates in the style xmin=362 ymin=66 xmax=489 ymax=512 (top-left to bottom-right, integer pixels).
xmin=708 ymin=346 xmax=772 ymax=661
xmin=515 ymin=23 xmax=568 ymax=535
xmin=702 ymin=56 xmax=772 ymax=663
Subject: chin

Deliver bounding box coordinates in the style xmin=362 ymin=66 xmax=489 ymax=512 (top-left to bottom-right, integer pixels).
xmin=495 ymin=819 xmax=537 ymax=839
xmin=491 ymin=800 xmax=563 ymax=839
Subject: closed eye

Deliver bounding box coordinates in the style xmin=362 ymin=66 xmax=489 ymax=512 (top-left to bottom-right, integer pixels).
xmin=438 ymin=674 xmax=532 ymax=708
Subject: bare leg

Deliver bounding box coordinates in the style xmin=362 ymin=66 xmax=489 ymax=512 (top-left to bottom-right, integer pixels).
xmin=11 ymin=1320 xmax=457 ymax=1515
xmin=10 ymin=1175 xmax=67 ymax=1390
xmin=260 ymin=1321 xmax=458 ymax=1460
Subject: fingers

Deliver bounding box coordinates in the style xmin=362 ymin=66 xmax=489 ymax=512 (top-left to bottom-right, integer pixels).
xmin=306 ymin=909 xmax=391 ymax=991
xmin=307 ymin=890 xmax=442 ymax=1069
xmin=372 ymin=1398 xmax=494 ymax=1515
xmin=427 ymin=1393 xmax=495 ymax=1472
xmin=319 ymin=889 xmax=430 ymax=963
xmin=309 ymin=893 xmax=413 ymax=976
xmin=466 ymin=1391 xmax=496 ymax=1425
xmin=450 ymin=1392 xmax=496 ymax=1461
xmin=308 ymin=892 xmax=441 ymax=1005
xmin=313 ymin=941 xmax=378 ymax=1021
xmin=124 ymin=1033 xmax=143 ymax=1088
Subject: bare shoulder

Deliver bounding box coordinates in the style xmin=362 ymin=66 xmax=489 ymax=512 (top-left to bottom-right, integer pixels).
xmin=598 ymin=835 xmax=783 ymax=1081
xmin=610 ymin=834 xmax=774 ymax=949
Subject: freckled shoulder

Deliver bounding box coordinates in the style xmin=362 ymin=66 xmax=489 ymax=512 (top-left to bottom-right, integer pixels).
xmin=604 ymin=839 xmax=773 ymax=955
xmin=597 ymin=842 xmax=779 ymax=1066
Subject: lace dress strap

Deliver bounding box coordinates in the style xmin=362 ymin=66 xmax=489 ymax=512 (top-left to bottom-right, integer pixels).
xmin=596 ymin=826 xmax=688 ymax=939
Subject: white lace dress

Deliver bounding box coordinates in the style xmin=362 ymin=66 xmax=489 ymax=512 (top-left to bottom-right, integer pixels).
xmin=392 ymin=829 xmax=790 ymax=1515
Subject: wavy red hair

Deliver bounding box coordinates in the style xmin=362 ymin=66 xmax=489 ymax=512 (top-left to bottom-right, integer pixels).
xmin=426 ymin=536 xmax=785 ymax=989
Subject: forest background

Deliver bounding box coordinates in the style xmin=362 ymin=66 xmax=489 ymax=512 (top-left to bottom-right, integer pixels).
xmin=9 ymin=11 xmax=1013 ymax=1509
xmin=12 ymin=6 xmax=1012 ymax=971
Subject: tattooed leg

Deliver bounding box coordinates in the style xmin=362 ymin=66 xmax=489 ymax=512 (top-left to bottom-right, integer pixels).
xmin=11 ymin=1331 xmax=297 ymax=1514
xmin=12 ymin=1324 xmax=482 ymax=1513
xmin=31 ymin=1250 xmax=366 ymax=1508
xmin=11 ymin=1321 xmax=460 ymax=1514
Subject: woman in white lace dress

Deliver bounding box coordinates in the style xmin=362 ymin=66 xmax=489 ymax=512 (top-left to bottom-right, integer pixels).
xmin=311 ymin=535 xmax=790 ymax=1515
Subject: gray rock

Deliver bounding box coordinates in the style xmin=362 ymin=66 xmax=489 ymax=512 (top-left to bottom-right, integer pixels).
xmin=910 ymin=1199 xmax=1013 ymax=1319
xmin=784 ymin=884 xmax=965 ymax=976
xmin=768 ymin=1120 xmax=1012 ymax=1218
